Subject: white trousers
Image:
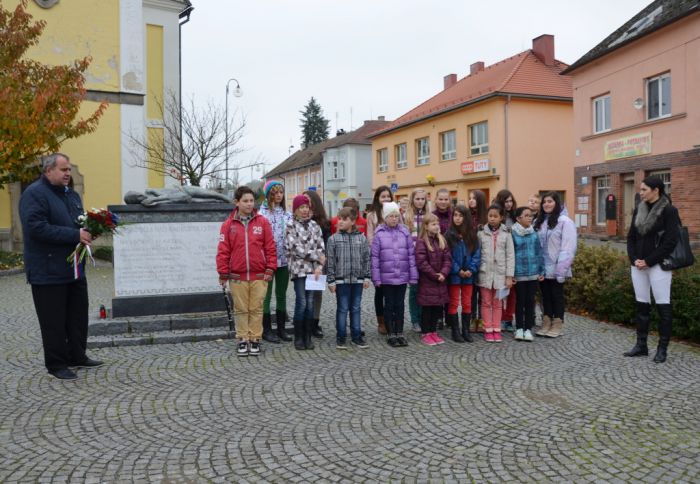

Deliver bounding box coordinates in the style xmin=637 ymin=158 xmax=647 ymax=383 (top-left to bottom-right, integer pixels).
xmin=630 ymin=265 xmax=672 ymax=304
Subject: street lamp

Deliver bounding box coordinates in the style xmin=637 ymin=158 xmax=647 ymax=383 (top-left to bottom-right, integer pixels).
xmin=225 ymin=78 xmax=243 ymax=190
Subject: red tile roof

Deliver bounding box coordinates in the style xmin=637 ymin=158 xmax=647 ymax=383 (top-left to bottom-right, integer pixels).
xmin=369 ymin=50 xmax=572 ymax=138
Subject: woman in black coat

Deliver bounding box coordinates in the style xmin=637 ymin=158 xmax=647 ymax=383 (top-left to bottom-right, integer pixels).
xmin=624 ymin=175 xmax=679 ymax=363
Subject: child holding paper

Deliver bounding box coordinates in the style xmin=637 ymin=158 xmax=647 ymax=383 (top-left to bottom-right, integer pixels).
xmin=477 ymin=203 xmax=514 ymax=342
xmin=284 ymin=194 xmax=325 ymax=351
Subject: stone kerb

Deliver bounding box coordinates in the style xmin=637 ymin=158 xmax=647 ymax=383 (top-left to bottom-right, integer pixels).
xmin=109 ymin=203 xmax=232 ymax=318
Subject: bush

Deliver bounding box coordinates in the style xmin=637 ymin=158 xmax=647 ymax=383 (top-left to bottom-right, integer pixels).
xmin=567 ymin=241 xmax=700 ymax=343
xmin=0 ymin=251 xmax=23 ymax=270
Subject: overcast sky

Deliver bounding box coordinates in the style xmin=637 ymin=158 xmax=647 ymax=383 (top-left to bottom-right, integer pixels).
xmin=181 ymin=0 xmax=651 ymax=184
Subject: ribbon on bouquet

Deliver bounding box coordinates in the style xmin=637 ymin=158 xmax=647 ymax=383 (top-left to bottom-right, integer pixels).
xmin=72 ymin=243 xmax=96 ymax=279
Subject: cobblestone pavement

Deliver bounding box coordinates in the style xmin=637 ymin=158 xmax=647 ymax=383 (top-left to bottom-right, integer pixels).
xmin=1 ymin=266 xmax=699 ymax=482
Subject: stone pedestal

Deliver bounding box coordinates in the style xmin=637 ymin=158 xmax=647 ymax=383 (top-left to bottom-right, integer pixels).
xmin=109 ymin=203 xmax=233 ymax=317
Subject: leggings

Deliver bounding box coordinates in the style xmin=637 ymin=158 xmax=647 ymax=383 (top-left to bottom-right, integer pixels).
xmin=374 ymin=285 xmax=384 ymax=317
xmin=540 ymin=279 xmax=565 ymax=320
xmin=421 ymin=305 xmax=443 ymax=334
xmin=263 ymin=266 xmax=289 ymax=314
xmin=514 ymin=280 xmax=538 ymax=330
xmin=631 ymin=265 xmax=672 ymax=304
xmin=448 ymin=284 xmax=473 ymax=314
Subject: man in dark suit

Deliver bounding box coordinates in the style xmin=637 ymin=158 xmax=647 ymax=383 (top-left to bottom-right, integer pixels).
xmin=19 ymin=153 xmax=103 ymax=380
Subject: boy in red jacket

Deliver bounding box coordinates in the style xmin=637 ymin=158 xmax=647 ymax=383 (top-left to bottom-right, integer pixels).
xmin=216 ymin=186 xmax=276 ymax=356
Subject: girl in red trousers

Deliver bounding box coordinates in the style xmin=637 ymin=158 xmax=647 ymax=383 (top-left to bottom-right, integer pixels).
xmin=476 ymin=204 xmax=514 ymax=342
xmin=445 ymin=205 xmax=481 ymax=343
xmin=415 ymin=214 xmax=452 ymax=346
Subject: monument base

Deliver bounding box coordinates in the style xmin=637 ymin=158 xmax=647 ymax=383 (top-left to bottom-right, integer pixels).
xmin=111 ymin=291 xmax=226 ymax=318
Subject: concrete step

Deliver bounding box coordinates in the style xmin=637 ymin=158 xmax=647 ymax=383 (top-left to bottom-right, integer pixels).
xmin=88 ymin=312 xmax=232 ymax=336
xmin=88 ymin=328 xmax=236 ymax=349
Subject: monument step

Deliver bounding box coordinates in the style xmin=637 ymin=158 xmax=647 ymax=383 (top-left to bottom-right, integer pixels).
xmin=88 ymin=312 xmax=232 ymax=336
xmin=87 ymin=328 xmax=236 ymax=349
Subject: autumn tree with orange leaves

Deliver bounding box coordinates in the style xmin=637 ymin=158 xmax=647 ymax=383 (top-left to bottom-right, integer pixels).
xmin=0 ymin=0 xmax=107 ymax=187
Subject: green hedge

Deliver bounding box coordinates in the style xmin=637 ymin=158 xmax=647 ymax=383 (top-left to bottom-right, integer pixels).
xmin=0 ymin=251 xmax=23 ymax=270
xmin=567 ymin=242 xmax=700 ymax=343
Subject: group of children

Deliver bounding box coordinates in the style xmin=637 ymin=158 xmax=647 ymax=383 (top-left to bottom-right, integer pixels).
xmin=216 ymin=181 xmax=577 ymax=356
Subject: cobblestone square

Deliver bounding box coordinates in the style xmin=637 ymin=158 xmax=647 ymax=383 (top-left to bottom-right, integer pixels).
xmin=1 ymin=266 xmax=699 ymax=482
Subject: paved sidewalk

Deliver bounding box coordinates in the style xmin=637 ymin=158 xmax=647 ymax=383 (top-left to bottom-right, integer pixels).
xmin=1 ymin=267 xmax=699 ymax=482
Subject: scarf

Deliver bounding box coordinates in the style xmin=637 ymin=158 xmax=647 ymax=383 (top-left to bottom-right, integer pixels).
xmin=634 ymin=196 xmax=669 ymax=235
xmin=511 ymin=222 xmax=534 ymax=237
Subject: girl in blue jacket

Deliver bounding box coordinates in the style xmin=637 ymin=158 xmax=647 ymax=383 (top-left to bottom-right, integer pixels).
xmin=445 ymin=205 xmax=481 ymax=343
xmin=512 ymin=206 xmax=544 ymax=341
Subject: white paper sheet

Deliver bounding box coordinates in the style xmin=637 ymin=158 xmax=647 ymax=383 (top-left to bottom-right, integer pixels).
xmin=305 ymin=274 xmax=327 ymax=291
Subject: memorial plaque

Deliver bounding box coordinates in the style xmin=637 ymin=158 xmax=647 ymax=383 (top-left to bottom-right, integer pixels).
xmin=114 ymin=222 xmax=221 ymax=297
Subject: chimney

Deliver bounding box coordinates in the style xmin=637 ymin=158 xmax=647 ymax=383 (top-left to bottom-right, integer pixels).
xmin=336 ymin=129 xmax=346 ymax=136
xmin=470 ymin=62 xmax=484 ymax=75
xmin=443 ymin=73 xmax=457 ymax=90
xmin=378 ymin=115 xmax=385 ymax=121
xmin=532 ymin=34 xmax=555 ymax=66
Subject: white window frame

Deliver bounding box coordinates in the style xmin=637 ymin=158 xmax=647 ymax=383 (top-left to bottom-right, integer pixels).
xmin=593 ymin=94 xmax=611 ymax=133
xmin=440 ymin=130 xmax=456 ymax=161
xmin=596 ymin=176 xmax=611 ymax=226
xmin=395 ymin=143 xmax=407 ymax=169
xmin=416 ymin=137 xmax=430 ymax=166
xmin=647 ymin=169 xmax=671 ymax=197
xmin=469 ymin=122 xmax=488 ymax=155
xmin=377 ymin=149 xmax=388 ymax=173
xmin=647 ymin=73 xmax=671 ymax=120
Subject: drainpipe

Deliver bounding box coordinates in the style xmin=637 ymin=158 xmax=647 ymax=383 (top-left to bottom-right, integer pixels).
xmin=504 ymin=94 xmax=511 ymax=188
xmin=178 ymin=2 xmax=194 ymax=185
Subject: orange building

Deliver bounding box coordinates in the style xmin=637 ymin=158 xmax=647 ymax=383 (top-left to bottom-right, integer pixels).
xmin=564 ymin=0 xmax=700 ymax=244
xmin=369 ymin=35 xmax=573 ymax=210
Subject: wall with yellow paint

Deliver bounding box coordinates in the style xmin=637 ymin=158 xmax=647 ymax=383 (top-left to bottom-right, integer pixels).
xmin=146 ymin=24 xmax=164 ymax=188
xmin=17 ymin=0 xmax=121 ymax=92
xmin=0 ymin=190 xmax=11 ymax=228
xmin=60 ymin=101 xmax=121 ymax=209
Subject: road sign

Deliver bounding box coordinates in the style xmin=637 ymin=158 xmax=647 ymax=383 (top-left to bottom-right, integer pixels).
xmin=390 ymin=183 xmax=399 ymax=192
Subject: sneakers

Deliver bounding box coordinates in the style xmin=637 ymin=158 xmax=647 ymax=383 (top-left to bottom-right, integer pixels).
xmin=515 ymin=328 xmax=524 ymax=341
xmin=412 ymin=322 xmax=422 ymax=333
xmin=351 ymin=337 xmax=369 ymax=349
xmin=484 ymin=332 xmax=494 ymax=342
xmin=501 ymin=321 xmax=514 ymax=332
xmin=249 ymin=341 xmax=261 ymax=356
xmin=493 ymin=332 xmax=503 ymax=342
xmin=336 ymin=338 xmax=348 ymax=350
xmin=387 ymin=335 xmax=399 ymax=347
xmin=421 ymin=333 xmax=437 ymax=346
xmin=396 ymin=334 xmax=408 ymax=347
xmin=237 ymin=340 xmax=249 ymax=357
xmin=432 ymin=332 xmax=445 ymax=345
xmin=523 ymin=330 xmax=534 ymax=342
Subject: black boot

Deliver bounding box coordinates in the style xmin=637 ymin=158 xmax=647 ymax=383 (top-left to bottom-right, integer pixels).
xmin=262 ymin=313 xmax=280 ymax=343
xmin=276 ymin=311 xmax=292 ymax=342
xmin=654 ymin=304 xmax=672 ymax=363
xmin=624 ymin=302 xmax=651 ymax=357
xmin=293 ymin=320 xmax=305 ymax=351
xmin=311 ymin=318 xmax=324 ymax=339
xmin=304 ymin=319 xmax=315 ymax=350
xmin=461 ymin=313 xmax=473 ymax=343
xmin=449 ymin=314 xmax=464 ymax=342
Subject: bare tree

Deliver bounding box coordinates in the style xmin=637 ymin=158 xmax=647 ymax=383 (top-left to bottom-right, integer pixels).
xmin=128 ymin=91 xmax=246 ymax=187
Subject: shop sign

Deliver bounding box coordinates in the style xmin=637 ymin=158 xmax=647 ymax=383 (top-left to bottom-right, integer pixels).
xmin=604 ymin=132 xmax=651 ymax=161
xmin=461 ymin=159 xmax=489 ymax=174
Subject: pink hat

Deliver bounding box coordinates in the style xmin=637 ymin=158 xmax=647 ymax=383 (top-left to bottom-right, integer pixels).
xmin=292 ymin=194 xmax=309 ymax=212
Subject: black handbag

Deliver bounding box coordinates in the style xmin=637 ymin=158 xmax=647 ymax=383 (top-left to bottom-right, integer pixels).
xmin=659 ymin=219 xmax=695 ymax=271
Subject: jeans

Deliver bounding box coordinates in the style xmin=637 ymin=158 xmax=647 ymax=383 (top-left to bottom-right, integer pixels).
xmin=382 ymin=284 xmax=407 ymax=334
xmin=540 ymin=278 xmax=565 ymax=320
xmin=514 ymin=280 xmax=538 ymax=330
xmin=292 ymin=277 xmax=315 ymax=322
xmin=408 ymin=284 xmax=421 ymax=324
xmin=335 ymin=283 xmax=363 ymax=341
xmin=631 ymin=265 xmax=672 ymax=304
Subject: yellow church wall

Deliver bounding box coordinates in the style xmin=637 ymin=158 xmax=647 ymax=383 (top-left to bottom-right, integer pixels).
xmin=0 ymin=190 xmax=11 ymax=229
xmin=17 ymin=0 xmax=121 ymax=92
xmin=60 ymin=101 xmax=121 ymax=209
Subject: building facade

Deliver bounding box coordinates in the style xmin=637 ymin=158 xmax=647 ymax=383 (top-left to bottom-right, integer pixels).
xmin=565 ymin=0 xmax=700 ymax=245
xmin=265 ymin=120 xmax=389 ymax=215
xmin=369 ymin=35 xmax=574 ymax=210
xmin=0 ymin=0 xmax=190 ymax=250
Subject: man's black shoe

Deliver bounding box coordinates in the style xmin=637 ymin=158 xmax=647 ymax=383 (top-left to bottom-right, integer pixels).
xmin=72 ymin=358 xmax=104 ymax=368
xmin=50 ymin=368 xmax=78 ymax=380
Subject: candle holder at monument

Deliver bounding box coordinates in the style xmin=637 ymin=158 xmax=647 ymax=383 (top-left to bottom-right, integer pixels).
xmin=109 ymin=202 xmax=233 ymax=318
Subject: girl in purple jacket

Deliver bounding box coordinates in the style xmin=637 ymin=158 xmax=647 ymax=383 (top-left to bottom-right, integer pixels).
xmin=371 ymin=202 xmax=418 ymax=347
xmin=415 ymin=214 xmax=452 ymax=346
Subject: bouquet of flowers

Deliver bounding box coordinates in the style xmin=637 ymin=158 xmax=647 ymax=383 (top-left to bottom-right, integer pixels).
xmin=67 ymin=208 xmax=122 ymax=278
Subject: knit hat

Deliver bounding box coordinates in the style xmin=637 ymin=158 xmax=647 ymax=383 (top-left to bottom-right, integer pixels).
xmin=263 ymin=180 xmax=283 ymax=198
xmin=382 ymin=201 xmax=400 ymax=219
xmin=292 ymin=194 xmax=310 ymax=213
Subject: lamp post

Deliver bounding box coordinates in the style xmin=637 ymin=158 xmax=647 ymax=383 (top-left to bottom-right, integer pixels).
xmin=225 ymin=78 xmax=243 ymax=191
